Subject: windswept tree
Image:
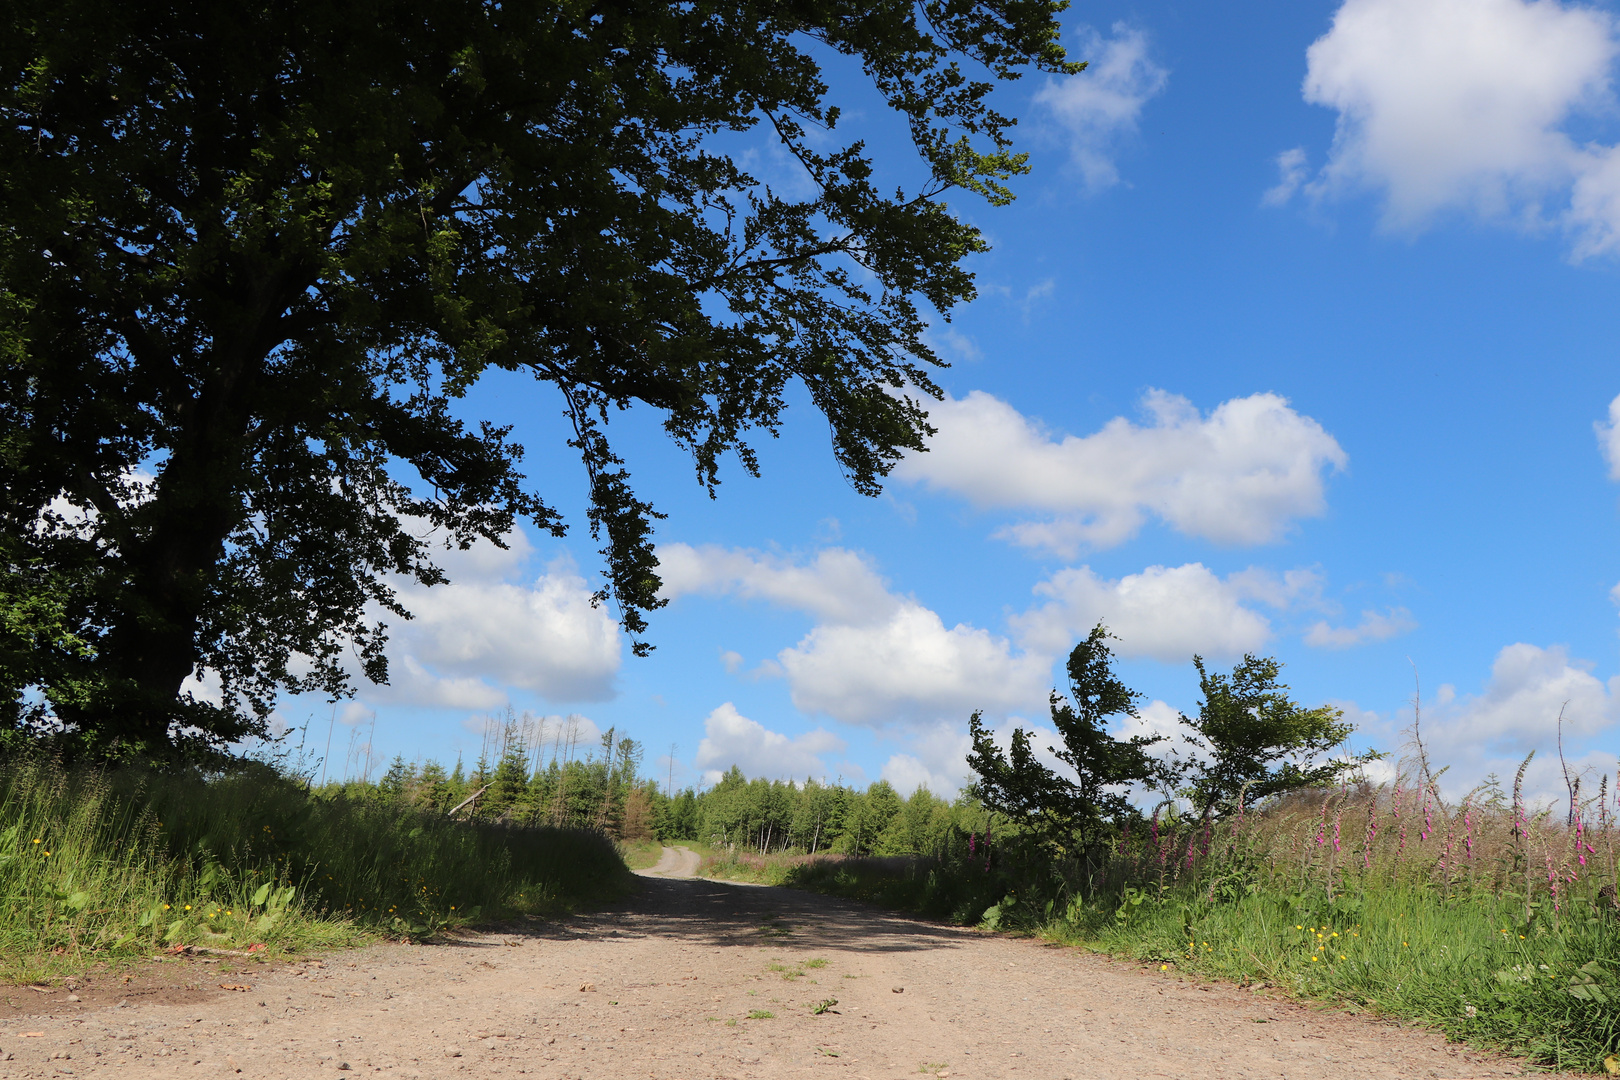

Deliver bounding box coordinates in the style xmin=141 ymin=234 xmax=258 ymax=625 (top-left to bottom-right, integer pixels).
xmin=967 ymin=625 xmax=1171 ymax=864
xmin=0 ymin=0 xmax=1077 ymax=755
xmin=1179 ymin=654 xmax=1378 ymax=821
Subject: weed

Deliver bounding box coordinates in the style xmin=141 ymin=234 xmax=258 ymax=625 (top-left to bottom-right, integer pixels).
xmin=811 ymin=997 xmax=838 ymax=1014
xmin=746 ymin=1009 xmax=775 ymax=1019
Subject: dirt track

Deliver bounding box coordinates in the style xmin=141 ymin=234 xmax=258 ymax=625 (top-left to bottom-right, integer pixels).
xmin=0 ymin=847 xmax=1542 ymax=1078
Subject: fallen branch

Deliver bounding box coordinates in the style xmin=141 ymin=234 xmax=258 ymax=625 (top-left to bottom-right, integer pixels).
xmin=447 ymin=784 xmax=490 ymax=818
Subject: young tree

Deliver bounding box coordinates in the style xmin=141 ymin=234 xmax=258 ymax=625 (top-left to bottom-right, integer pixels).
xmin=0 ymin=0 xmax=1076 ymax=755
xmin=1179 ymin=654 xmax=1376 ymax=820
xmin=967 ymin=625 xmax=1170 ymax=862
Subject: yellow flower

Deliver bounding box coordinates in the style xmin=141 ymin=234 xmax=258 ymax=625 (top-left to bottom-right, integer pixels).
xmin=1159 ymin=964 xmax=1167 ymax=971
xmin=1338 ymin=955 xmax=1346 ymax=960
xmin=32 ymin=838 xmax=40 ymax=844
xmin=1295 ymin=925 xmax=1303 ymax=930
xmin=1330 ymin=932 xmax=1338 ymax=938
xmin=1310 ymin=956 xmax=1318 ymax=962
xmin=185 ymin=905 xmax=192 ymax=910
xmin=1402 ymin=942 xmax=1408 ymax=947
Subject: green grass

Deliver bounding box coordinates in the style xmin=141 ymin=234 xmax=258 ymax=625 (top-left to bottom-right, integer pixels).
xmin=1070 ymin=882 xmax=1620 ymax=1070
xmin=0 ymin=756 xmax=631 ymax=980
xmin=617 ymin=838 xmax=665 ymax=870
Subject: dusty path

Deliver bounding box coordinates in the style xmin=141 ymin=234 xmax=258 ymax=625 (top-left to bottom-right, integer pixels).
xmin=0 ymin=847 xmax=1540 ymax=1079
xmin=641 ymin=844 xmax=702 ymax=879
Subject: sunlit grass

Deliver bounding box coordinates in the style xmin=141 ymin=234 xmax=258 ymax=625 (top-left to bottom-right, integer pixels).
xmin=0 ymin=757 xmax=630 ymax=980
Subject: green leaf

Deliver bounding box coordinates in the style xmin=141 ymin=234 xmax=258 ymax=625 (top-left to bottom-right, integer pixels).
xmin=251 ymin=883 xmax=271 ymax=907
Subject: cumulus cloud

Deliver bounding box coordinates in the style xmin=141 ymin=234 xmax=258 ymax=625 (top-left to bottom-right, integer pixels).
xmin=693 ymin=702 xmax=846 ymax=785
xmin=1013 ymin=563 xmax=1283 ymax=661
xmin=1035 ymin=23 xmax=1169 ymax=190
xmin=1283 ymin=0 xmax=1620 ymax=257
xmin=1423 ymin=642 xmax=1619 ymax=756
xmin=779 ymin=602 xmax=1051 ymax=725
xmin=1370 ymin=644 xmax=1620 ymax=802
xmin=358 ymin=530 xmax=621 ymax=709
xmin=894 ymin=389 xmax=1346 ymax=555
xmin=880 ymin=722 xmax=979 ymax=796
xmin=658 ymin=543 xmax=898 ymax=626
xmin=658 ymin=544 xmax=1051 ymax=725
xmin=1597 ymin=393 xmax=1620 ymax=478
xmin=1303 ymin=607 xmax=1417 ymax=649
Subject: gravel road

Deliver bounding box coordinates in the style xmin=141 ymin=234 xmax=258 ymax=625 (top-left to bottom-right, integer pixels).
xmin=0 ymin=846 xmax=1543 ymax=1078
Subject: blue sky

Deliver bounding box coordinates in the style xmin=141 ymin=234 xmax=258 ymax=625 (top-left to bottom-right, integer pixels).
xmin=286 ymin=0 xmax=1620 ymax=806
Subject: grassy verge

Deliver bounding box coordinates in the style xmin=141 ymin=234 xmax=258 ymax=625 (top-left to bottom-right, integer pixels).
xmin=1069 ymin=881 xmax=1618 ymax=1070
xmin=0 ymin=757 xmax=632 ymax=981
xmin=699 ymin=842 xmax=1619 ymax=1073
xmin=618 ymin=838 xmax=666 ymax=871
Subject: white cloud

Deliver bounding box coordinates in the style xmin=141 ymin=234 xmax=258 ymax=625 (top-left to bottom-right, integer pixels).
xmin=1428 ymin=643 xmax=1618 ymax=753
xmin=1597 ymin=393 xmax=1620 ymax=478
xmin=1013 ymin=563 xmax=1289 ymax=662
xmin=359 ymin=532 xmax=621 ymax=709
xmin=1304 ymin=606 xmax=1417 ymax=649
xmin=658 ymin=543 xmax=898 ymax=626
xmin=658 ymin=544 xmax=1053 ymax=725
xmin=895 ymin=389 xmax=1346 ymax=555
xmin=1035 ymin=23 xmax=1169 ymax=190
xmin=1287 ymin=0 xmax=1620 ymax=256
xmin=1263 ymin=147 xmax=1311 ymax=207
xmin=778 ymin=602 xmax=1051 ymax=725
xmin=693 ymin=703 xmax=845 ymax=785
xmin=880 ymin=721 xmax=979 ymax=796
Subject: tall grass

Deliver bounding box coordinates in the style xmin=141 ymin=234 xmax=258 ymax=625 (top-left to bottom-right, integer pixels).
xmin=0 ymin=756 xmax=630 ymax=979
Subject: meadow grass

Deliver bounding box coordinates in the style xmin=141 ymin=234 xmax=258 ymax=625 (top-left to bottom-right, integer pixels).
xmin=618 ymin=837 xmax=666 ymax=870
xmin=0 ymin=756 xmax=631 ymax=980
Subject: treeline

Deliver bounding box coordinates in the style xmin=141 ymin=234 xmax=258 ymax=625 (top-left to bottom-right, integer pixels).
xmin=315 ymin=713 xmax=664 ymax=840
xmin=662 ymin=768 xmax=987 ymax=857
xmin=314 ymin=713 xmax=982 ymax=858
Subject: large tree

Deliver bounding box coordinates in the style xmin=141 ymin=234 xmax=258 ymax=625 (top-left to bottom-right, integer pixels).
xmin=0 ymin=0 xmax=1075 ymax=755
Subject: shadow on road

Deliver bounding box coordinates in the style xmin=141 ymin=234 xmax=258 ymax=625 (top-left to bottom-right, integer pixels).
xmin=523 ymin=872 xmax=972 ymax=957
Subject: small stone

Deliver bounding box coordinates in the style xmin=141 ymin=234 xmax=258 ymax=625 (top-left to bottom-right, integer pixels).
xmin=892 ymin=987 xmax=904 ymax=994
xmin=65 ymin=994 xmax=80 ymax=1003
xmin=579 ymin=983 xmax=595 ymax=993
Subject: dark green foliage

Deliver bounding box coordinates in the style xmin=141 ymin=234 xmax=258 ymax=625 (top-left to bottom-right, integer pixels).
xmin=1180 ymin=654 xmax=1378 ymax=819
xmin=0 ymin=0 xmax=1076 ymax=754
xmin=967 ymin=625 xmax=1169 ymax=862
